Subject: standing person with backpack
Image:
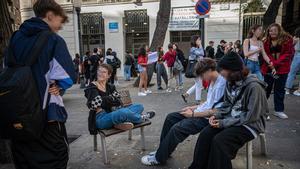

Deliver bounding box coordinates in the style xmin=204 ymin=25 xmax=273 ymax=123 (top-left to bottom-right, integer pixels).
xmin=111 ymin=51 xmax=121 ymax=85
xmin=243 ymin=24 xmax=274 ymax=81
xmin=83 ymin=51 xmax=91 ymax=85
xmin=104 ymin=49 xmax=120 ymax=85
xmin=89 ymin=48 xmax=100 ymax=82
xmin=0 ymin=0 xmax=76 ymax=168
xmin=173 ymin=43 xmax=185 ymax=91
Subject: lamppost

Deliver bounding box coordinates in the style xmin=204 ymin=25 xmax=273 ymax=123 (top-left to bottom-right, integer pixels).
xmin=74 ymin=0 xmax=82 ymax=55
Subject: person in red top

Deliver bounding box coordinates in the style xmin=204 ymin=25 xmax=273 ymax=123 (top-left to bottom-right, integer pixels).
xmin=262 ymin=23 xmax=295 ymax=119
xmin=163 ymin=43 xmax=176 ymax=92
xmin=137 ymin=45 xmax=151 ymax=96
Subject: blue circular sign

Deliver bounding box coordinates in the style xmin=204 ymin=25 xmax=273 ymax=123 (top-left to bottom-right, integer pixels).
xmin=195 ymin=0 xmax=211 ymax=15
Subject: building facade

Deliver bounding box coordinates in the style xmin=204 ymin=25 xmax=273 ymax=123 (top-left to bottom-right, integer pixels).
xmin=20 ymin=0 xmax=245 ymax=74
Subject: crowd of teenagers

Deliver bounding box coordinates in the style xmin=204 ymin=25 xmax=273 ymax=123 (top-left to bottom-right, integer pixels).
xmin=1 ymin=0 xmax=300 ymax=169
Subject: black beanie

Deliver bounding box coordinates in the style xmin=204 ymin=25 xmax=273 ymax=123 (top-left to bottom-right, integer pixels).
xmin=218 ymin=51 xmax=244 ymax=71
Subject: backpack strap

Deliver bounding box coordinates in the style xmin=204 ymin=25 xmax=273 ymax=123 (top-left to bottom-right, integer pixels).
xmin=25 ymin=31 xmax=53 ymax=66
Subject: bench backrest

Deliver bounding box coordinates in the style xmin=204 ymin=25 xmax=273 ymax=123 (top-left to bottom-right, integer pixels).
xmin=119 ymin=90 xmax=132 ymax=106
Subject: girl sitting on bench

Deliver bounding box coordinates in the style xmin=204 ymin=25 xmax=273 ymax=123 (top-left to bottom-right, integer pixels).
xmin=84 ymin=64 xmax=155 ymax=133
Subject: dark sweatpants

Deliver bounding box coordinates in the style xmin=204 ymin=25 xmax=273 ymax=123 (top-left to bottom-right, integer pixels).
xmin=11 ymin=122 xmax=69 ymax=169
xmin=189 ymin=126 xmax=254 ymax=169
xmin=155 ymin=112 xmax=209 ymax=164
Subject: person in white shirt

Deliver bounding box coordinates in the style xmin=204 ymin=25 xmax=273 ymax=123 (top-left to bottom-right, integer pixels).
xmin=141 ymin=58 xmax=226 ymax=166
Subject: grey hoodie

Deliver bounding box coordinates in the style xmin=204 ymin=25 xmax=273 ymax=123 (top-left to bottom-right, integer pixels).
xmin=215 ymin=74 xmax=268 ymax=134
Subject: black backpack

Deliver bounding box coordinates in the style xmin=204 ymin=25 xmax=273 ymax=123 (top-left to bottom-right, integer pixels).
xmin=0 ymin=31 xmax=52 ymax=141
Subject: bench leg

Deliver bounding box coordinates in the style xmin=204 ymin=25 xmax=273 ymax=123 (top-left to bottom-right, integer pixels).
xmin=100 ymin=134 xmax=109 ymax=164
xmin=140 ymin=126 xmax=146 ymax=151
xmin=128 ymin=129 xmax=132 ymax=141
xmin=93 ymin=135 xmax=97 ymax=151
xmin=259 ymin=134 xmax=267 ymax=156
xmin=246 ymin=141 xmax=253 ymax=169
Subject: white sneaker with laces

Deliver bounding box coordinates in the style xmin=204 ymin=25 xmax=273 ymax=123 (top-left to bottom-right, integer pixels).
xmin=273 ymin=112 xmax=288 ymax=119
xmin=138 ymin=92 xmax=147 ymax=96
xmin=293 ymin=90 xmax=300 ymax=96
xmin=141 ymin=155 xmax=160 ymax=166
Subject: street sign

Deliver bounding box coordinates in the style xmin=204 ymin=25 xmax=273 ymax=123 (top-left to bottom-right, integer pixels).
xmin=195 ymin=0 xmax=211 ymax=15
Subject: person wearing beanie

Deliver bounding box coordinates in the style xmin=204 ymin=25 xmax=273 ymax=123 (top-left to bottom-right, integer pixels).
xmin=218 ymin=51 xmax=244 ymax=71
xmin=188 ymin=53 xmax=268 ymax=169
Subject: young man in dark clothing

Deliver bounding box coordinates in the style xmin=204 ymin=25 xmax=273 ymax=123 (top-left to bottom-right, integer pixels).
xmin=188 ymin=52 xmax=268 ymax=169
xmin=215 ymin=40 xmax=226 ymax=61
xmin=205 ymin=41 xmax=215 ymax=59
xmin=4 ymin=0 xmax=76 ymax=168
xmin=124 ymin=51 xmax=134 ymax=81
xmin=89 ymin=48 xmax=100 ymax=82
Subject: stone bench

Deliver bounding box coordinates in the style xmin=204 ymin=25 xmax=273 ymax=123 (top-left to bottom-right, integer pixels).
xmin=92 ymin=90 xmax=152 ymax=164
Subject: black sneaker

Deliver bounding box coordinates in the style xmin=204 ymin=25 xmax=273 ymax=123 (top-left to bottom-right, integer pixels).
xmin=142 ymin=111 xmax=156 ymax=121
xmin=158 ymin=87 xmax=164 ymax=90
xmin=181 ymin=93 xmax=188 ymax=103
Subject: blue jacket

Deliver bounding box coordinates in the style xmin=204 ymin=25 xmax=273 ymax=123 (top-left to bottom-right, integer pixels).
xmin=4 ymin=17 xmax=76 ymax=122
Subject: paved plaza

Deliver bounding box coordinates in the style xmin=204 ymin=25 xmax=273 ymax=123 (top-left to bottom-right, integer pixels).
xmin=1 ymin=77 xmax=300 ymax=169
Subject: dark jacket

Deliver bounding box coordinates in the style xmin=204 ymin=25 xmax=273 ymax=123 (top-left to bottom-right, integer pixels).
xmin=215 ymin=45 xmax=225 ymax=60
xmin=215 ymin=74 xmax=268 ymax=134
xmin=4 ymin=17 xmax=76 ymax=122
xmin=205 ymin=46 xmax=215 ymax=59
xmin=84 ymin=83 xmax=122 ymax=134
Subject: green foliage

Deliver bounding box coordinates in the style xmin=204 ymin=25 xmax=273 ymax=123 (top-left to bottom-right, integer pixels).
xmin=244 ymin=0 xmax=266 ymax=13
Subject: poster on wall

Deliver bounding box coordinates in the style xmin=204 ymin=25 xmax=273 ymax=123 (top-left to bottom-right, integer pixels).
xmin=109 ymin=22 xmax=119 ymax=33
xmin=169 ymin=7 xmax=199 ymax=31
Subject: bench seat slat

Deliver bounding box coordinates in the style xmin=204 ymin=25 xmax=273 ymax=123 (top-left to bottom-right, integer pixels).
xmin=98 ymin=120 xmax=151 ymax=137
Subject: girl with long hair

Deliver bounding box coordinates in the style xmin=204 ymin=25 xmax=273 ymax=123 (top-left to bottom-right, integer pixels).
xmin=262 ymin=23 xmax=294 ymax=119
xmin=243 ymin=24 xmax=274 ymax=81
xmin=137 ymin=45 xmax=151 ymax=96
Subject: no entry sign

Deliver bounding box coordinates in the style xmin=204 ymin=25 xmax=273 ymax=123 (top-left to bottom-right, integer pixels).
xmin=195 ymin=0 xmax=211 ymax=15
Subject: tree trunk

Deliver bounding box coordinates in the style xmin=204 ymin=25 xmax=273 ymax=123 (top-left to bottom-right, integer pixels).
xmin=263 ymin=0 xmax=283 ymax=29
xmin=0 ymin=0 xmax=14 ymax=164
xmin=149 ymin=0 xmax=171 ymax=50
xmin=134 ymin=0 xmax=171 ymax=87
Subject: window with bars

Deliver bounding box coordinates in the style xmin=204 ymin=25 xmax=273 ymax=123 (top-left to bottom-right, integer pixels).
xmin=124 ymin=10 xmax=149 ymax=57
xmin=170 ymin=31 xmax=199 ymax=43
xmin=80 ymin=13 xmax=105 ymax=52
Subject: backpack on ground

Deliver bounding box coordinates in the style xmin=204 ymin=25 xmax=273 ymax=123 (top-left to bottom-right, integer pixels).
xmin=0 ymin=31 xmax=52 ymax=141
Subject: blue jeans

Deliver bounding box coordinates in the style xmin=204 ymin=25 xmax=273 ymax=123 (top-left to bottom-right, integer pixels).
xmin=175 ymin=71 xmax=184 ymax=86
xmin=95 ymin=103 xmax=144 ymax=129
xmin=124 ymin=65 xmax=132 ymax=80
xmin=246 ymin=60 xmax=263 ymax=81
xmin=286 ymin=54 xmax=300 ymax=89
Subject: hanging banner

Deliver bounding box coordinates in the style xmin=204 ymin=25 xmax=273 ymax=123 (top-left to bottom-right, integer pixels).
xmin=169 ymin=7 xmax=199 ymax=31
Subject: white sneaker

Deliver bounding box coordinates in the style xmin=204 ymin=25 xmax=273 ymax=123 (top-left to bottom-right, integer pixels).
xmin=285 ymin=89 xmax=290 ymax=95
xmin=145 ymin=90 xmax=152 ymax=94
xmin=138 ymin=92 xmax=147 ymax=96
xmin=273 ymin=112 xmax=288 ymax=119
xmin=141 ymin=155 xmax=160 ymax=166
xmin=178 ymin=86 xmax=184 ymax=90
xmin=293 ymin=90 xmax=300 ymax=96
xmin=166 ymin=88 xmax=172 ymax=93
